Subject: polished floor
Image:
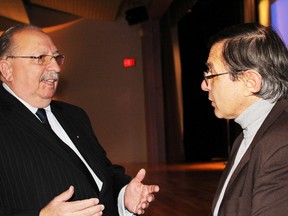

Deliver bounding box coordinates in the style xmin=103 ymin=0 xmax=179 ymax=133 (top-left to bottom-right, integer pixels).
xmin=123 ymin=161 xmax=226 ymax=216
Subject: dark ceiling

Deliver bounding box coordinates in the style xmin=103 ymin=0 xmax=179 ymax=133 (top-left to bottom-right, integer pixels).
xmin=0 ymin=0 xmax=174 ymax=30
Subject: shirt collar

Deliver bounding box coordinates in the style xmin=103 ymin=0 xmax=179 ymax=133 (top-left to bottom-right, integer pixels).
xmin=2 ymin=83 xmax=51 ymax=114
xmin=235 ymin=98 xmax=275 ymax=139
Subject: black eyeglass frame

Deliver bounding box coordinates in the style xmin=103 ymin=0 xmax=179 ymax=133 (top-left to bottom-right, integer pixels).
xmin=203 ymin=71 xmax=229 ymax=86
xmin=5 ymin=54 xmax=65 ymax=66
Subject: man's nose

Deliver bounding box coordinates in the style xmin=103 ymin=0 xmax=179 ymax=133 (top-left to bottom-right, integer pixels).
xmin=201 ymin=80 xmax=210 ymax=91
xmin=47 ymin=58 xmax=61 ymax=72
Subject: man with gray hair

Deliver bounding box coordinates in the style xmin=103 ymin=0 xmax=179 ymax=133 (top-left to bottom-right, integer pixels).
xmin=0 ymin=24 xmax=159 ymax=216
xmin=202 ymin=22 xmax=288 ymax=216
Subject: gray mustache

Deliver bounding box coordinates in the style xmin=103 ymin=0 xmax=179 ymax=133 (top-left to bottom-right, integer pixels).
xmin=40 ymin=72 xmax=59 ymax=82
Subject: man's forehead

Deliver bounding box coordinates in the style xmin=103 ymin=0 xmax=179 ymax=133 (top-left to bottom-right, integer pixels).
xmin=207 ymin=43 xmax=226 ymax=69
xmin=12 ymin=29 xmax=55 ymax=52
xmin=14 ymin=29 xmax=46 ymax=41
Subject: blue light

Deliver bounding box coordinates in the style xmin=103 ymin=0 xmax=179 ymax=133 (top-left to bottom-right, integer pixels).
xmin=271 ymin=0 xmax=288 ymax=47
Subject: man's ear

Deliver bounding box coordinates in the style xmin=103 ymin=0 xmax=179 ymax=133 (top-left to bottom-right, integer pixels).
xmin=0 ymin=60 xmax=13 ymax=82
xmin=241 ymin=70 xmax=262 ymax=94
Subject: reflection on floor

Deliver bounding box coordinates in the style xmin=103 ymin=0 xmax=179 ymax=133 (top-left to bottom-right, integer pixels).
xmin=122 ymin=161 xmax=226 ymax=216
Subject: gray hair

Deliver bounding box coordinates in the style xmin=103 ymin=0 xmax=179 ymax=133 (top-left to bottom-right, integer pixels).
xmin=0 ymin=24 xmax=42 ymax=58
xmin=209 ymin=23 xmax=288 ymax=101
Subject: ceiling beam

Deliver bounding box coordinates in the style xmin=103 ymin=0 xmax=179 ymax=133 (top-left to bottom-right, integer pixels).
xmin=0 ymin=0 xmax=30 ymax=23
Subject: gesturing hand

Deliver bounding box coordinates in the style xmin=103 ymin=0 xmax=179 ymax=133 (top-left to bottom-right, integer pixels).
xmin=40 ymin=186 xmax=105 ymax=216
xmin=124 ymin=169 xmax=160 ymax=215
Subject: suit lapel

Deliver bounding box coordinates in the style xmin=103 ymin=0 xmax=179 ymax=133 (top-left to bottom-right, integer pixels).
xmin=0 ymin=86 xmax=94 ymax=176
xmin=222 ymin=100 xmax=288 ymax=200
xmin=212 ymin=132 xmax=243 ymax=210
xmin=50 ymin=103 xmax=106 ymax=183
xmin=16 ymin=107 xmax=78 ymax=169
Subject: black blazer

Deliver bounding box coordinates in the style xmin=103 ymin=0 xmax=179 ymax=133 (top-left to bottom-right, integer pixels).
xmin=0 ymin=85 xmax=131 ymax=216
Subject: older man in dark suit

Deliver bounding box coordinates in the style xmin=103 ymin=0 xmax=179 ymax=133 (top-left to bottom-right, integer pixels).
xmin=0 ymin=24 xmax=159 ymax=216
xmin=201 ymin=23 xmax=288 ymax=216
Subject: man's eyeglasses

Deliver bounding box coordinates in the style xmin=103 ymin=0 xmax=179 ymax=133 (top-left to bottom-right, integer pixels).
xmin=5 ymin=54 xmax=65 ymax=66
xmin=203 ymin=71 xmax=229 ymax=86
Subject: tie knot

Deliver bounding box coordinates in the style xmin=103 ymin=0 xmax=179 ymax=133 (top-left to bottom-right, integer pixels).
xmin=36 ymin=108 xmax=49 ymax=124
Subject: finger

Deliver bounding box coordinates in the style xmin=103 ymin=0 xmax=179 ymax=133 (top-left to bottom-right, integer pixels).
xmin=80 ymin=203 xmax=105 ymax=215
xmin=134 ymin=168 xmax=146 ymax=183
xmin=137 ymin=208 xmax=145 ymax=215
xmin=53 ymin=185 xmax=75 ymax=202
xmin=69 ymin=198 xmax=101 ymax=212
xmin=57 ymin=198 xmax=102 ymax=215
xmin=141 ymin=201 xmax=149 ymax=209
xmin=147 ymin=194 xmax=155 ymax=203
xmin=148 ymin=185 xmax=160 ymax=193
xmin=136 ymin=201 xmax=150 ymax=214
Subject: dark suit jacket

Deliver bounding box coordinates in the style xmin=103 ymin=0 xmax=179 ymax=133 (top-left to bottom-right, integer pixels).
xmin=0 ymin=85 xmax=131 ymax=216
xmin=211 ymin=99 xmax=288 ymax=216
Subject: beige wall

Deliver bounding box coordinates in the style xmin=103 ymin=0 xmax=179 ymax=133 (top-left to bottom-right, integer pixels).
xmin=49 ymin=18 xmax=147 ymax=164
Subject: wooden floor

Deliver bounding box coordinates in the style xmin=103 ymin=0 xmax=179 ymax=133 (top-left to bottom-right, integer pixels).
xmin=123 ymin=161 xmax=226 ymax=216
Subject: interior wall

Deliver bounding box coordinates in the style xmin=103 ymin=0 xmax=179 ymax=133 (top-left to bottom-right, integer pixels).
xmin=141 ymin=20 xmax=166 ymax=164
xmin=48 ymin=18 xmax=147 ymax=164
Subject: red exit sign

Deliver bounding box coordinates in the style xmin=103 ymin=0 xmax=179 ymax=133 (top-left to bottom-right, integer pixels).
xmin=123 ymin=58 xmax=136 ymax=67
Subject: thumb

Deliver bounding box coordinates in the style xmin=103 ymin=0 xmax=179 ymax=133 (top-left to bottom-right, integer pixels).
xmin=134 ymin=168 xmax=146 ymax=183
xmin=54 ymin=185 xmax=75 ymax=202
